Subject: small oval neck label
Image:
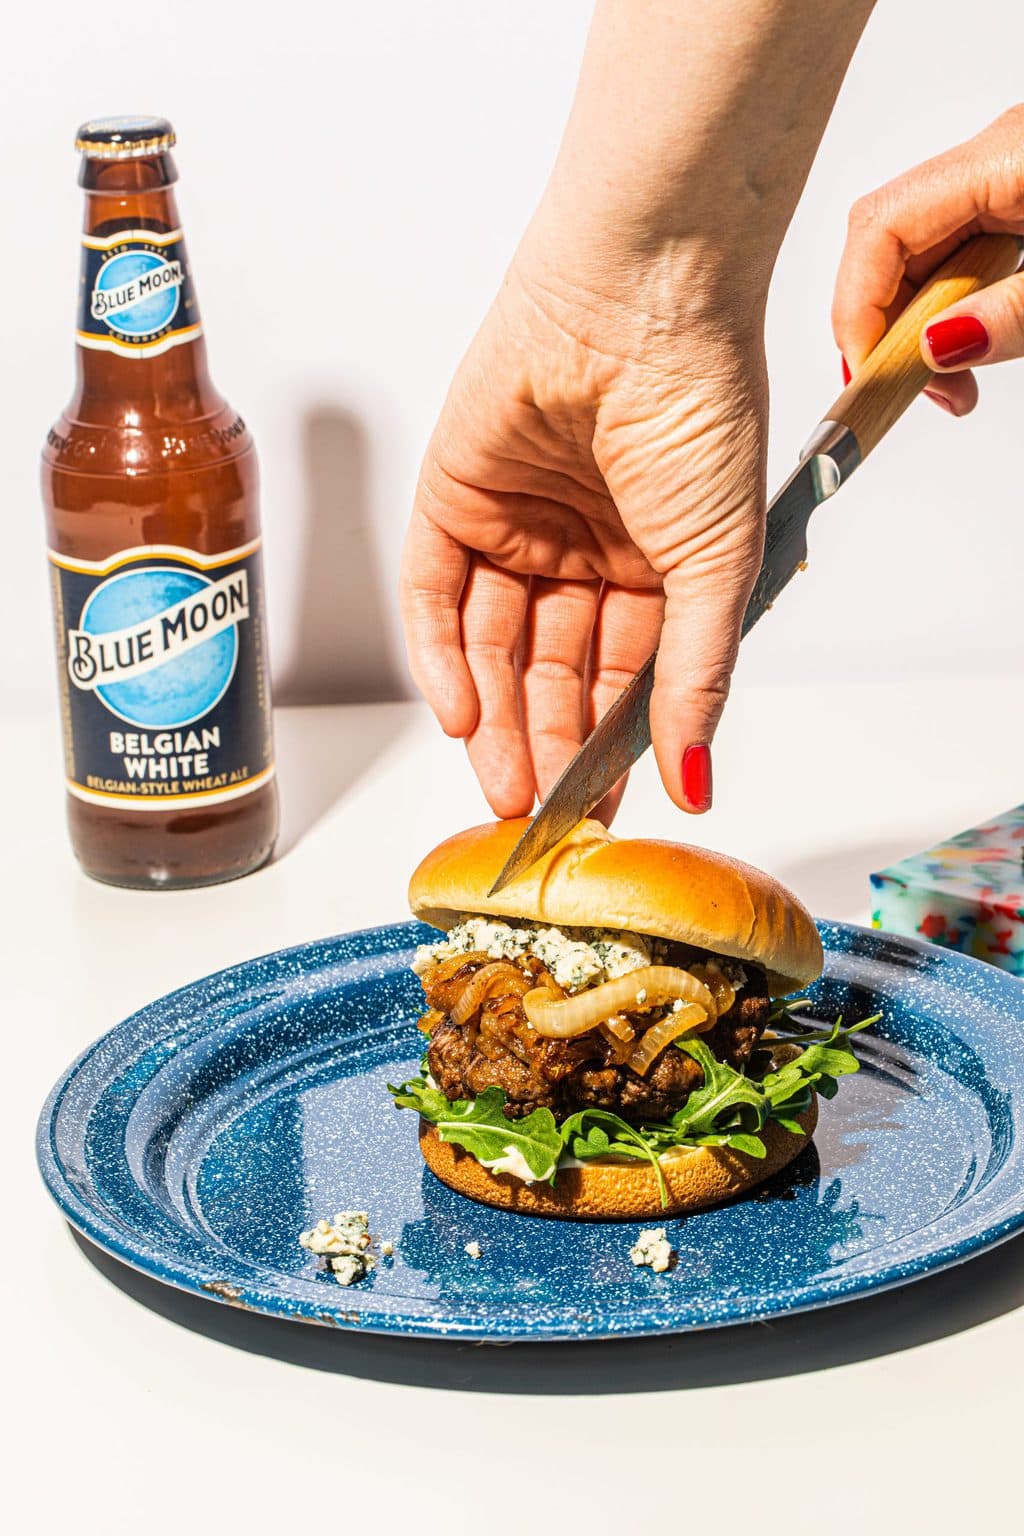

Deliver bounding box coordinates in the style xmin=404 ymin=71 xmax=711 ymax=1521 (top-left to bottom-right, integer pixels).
xmin=77 ymin=228 xmax=202 ymax=358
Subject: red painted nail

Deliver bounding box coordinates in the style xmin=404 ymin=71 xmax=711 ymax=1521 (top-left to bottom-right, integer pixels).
xmin=841 ymin=355 xmax=852 ymax=386
xmin=923 ymin=388 xmax=954 ymax=414
xmin=925 ymin=315 xmax=990 ymax=368
xmin=681 ymin=744 xmax=712 ymax=813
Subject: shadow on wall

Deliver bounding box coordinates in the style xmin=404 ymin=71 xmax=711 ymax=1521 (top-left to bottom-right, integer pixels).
xmin=275 ymin=405 xmax=408 ymax=706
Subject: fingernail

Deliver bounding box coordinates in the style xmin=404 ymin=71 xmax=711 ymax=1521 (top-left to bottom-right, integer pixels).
xmin=841 ymin=355 xmax=852 ymax=386
xmin=681 ymin=744 xmax=712 ymax=813
xmin=923 ymin=388 xmax=954 ymax=415
xmin=925 ymin=315 xmax=990 ymax=368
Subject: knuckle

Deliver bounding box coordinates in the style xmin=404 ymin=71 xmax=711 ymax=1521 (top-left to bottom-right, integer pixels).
xmin=847 ymin=192 xmax=883 ymax=237
xmin=695 ymin=676 xmax=732 ymax=711
xmin=526 ymin=656 xmax=585 ymax=687
xmin=414 ymin=452 xmax=456 ymax=522
xmin=663 ymin=548 xmax=759 ymax=607
xmin=464 ymin=638 xmax=515 ymax=670
xmin=591 ymin=665 xmax=636 ymax=695
xmin=990 ymin=104 xmax=1024 ymax=142
xmin=999 ymin=278 xmax=1024 ymax=340
xmin=529 ymin=724 xmax=582 ymax=753
xmin=659 ymin=674 xmax=733 ymax=716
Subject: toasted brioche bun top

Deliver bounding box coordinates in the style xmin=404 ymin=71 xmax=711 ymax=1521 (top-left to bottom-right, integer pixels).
xmin=408 ymin=818 xmax=823 ymax=995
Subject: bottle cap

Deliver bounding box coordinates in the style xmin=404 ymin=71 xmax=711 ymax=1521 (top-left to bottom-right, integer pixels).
xmin=75 ymin=116 xmax=175 ymax=159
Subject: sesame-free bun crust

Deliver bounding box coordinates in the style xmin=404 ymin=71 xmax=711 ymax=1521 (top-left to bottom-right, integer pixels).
xmin=409 ymin=818 xmax=823 ymax=995
xmin=419 ymin=1097 xmax=817 ymax=1220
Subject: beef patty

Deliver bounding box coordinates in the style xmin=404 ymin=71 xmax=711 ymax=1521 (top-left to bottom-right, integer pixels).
xmin=422 ymin=948 xmax=770 ymax=1123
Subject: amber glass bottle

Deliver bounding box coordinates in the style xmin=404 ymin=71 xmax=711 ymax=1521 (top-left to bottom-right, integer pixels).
xmin=41 ymin=117 xmax=278 ymax=888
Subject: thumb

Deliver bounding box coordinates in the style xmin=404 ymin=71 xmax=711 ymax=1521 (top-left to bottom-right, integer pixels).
xmin=921 ymin=272 xmax=1024 ymax=372
xmin=648 ymin=542 xmax=761 ymax=815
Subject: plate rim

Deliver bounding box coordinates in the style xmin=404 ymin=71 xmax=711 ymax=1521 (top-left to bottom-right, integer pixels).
xmin=36 ymin=919 xmax=1024 ymax=1341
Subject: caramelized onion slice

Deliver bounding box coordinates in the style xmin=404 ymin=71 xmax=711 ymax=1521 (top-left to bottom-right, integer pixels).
xmin=449 ymin=960 xmax=532 ymax=1025
xmin=424 ymin=950 xmax=492 ymax=985
xmin=523 ymin=966 xmax=715 ymax=1038
xmin=691 ymin=960 xmax=736 ymax=1017
xmin=534 ymin=968 xmax=566 ymax=1000
xmin=627 ymin=1003 xmax=709 ymax=1076
xmin=417 ymin=1006 xmax=446 ymax=1036
xmin=598 ymin=1016 xmax=636 ymax=1064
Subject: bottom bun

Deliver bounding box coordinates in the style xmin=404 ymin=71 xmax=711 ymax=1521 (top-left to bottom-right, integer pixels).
xmin=418 ymin=1096 xmax=818 ymax=1221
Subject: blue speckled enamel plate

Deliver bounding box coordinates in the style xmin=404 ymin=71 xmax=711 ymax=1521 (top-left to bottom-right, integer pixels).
xmin=37 ymin=921 xmax=1024 ymax=1341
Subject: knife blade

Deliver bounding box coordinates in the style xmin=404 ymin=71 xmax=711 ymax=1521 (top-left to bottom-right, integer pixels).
xmin=488 ymin=232 xmax=1020 ymax=896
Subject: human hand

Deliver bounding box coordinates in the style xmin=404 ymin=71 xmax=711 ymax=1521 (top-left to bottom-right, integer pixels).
xmin=834 ymin=106 xmax=1024 ymax=417
xmin=400 ymin=0 xmax=872 ymax=822
xmin=400 ymin=250 xmax=767 ymax=820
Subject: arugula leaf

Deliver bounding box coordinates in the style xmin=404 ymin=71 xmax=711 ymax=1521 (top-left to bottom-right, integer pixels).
xmin=671 ymin=1038 xmax=768 ymax=1136
xmin=772 ymin=1115 xmax=809 ymax=1136
xmin=389 ymin=1011 xmax=875 ymax=1202
xmin=760 ymin=1018 xmax=866 ymax=1119
xmin=388 ymin=1077 xmax=562 ymax=1183
xmin=769 ymin=1008 xmax=881 ymax=1043
xmin=768 ymin=996 xmax=814 ymax=1025
xmin=715 ymin=1131 xmax=768 ymax=1159
xmin=560 ymin=1107 xmax=669 ymax=1207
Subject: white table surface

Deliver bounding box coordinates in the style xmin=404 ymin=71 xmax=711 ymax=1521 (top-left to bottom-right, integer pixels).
xmin=6 ymin=683 xmax=1024 ymax=1534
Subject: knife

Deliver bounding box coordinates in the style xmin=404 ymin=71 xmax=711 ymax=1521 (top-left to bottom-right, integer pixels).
xmin=489 ymin=232 xmax=1020 ymax=896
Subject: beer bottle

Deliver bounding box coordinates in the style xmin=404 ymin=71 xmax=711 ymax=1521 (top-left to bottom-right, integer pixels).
xmin=42 ymin=117 xmax=278 ymax=888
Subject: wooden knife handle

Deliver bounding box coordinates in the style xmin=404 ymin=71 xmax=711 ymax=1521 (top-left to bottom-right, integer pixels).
xmin=824 ymin=232 xmax=1021 ymax=459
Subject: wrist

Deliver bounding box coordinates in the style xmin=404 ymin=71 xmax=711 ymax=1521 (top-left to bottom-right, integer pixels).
xmin=526 ymin=0 xmax=876 ymax=331
xmin=515 ymin=208 xmax=770 ymax=353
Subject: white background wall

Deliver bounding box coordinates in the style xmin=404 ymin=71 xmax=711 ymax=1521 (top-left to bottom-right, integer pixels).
xmin=3 ymin=0 xmax=1022 ymax=717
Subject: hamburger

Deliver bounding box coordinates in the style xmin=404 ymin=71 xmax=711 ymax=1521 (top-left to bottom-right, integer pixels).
xmin=390 ymin=818 xmax=868 ymax=1220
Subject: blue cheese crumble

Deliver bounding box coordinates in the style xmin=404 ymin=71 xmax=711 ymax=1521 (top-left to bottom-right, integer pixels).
xmin=412 ymin=915 xmax=664 ymax=994
xmin=629 ymin=1227 xmax=675 ymax=1274
xmin=300 ymin=1211 xmax=375 ymax=1287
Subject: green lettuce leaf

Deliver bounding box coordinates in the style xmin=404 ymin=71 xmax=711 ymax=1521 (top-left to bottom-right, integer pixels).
xmin=559 ymin=1107 xmax=669 ymax=1205
xmin=671 ymin=1037 xmax=769 ymax=1137
xmin=759 ymin=1018 xmax=872 ymax=1118
xmin=390 ymin=1012 xmax=874 ymax=1209
xmin=388 ymin=1077 xmax=562 ymax=1183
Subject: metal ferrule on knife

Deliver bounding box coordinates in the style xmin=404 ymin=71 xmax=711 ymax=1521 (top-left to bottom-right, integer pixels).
xmin=799 ymin=420 xmax=861 ymax=487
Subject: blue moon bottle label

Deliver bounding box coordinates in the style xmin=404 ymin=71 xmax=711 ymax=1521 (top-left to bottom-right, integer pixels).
xmin=49 ymin=540 xmax=275 ymax=809
xmin=77 ymin=227 xmax=202 ymax=358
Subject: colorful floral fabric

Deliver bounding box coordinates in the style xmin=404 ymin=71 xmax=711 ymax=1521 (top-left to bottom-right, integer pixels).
xmin=871 ymin=805 xmax=1024 ymax=977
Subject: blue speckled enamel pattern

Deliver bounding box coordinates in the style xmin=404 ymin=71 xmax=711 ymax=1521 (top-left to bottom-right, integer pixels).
xmin=36 ymin=921 xmax=1024 ymax=1341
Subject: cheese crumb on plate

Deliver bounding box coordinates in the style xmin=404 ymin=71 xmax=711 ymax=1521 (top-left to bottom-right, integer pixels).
xmin=629 ymin=1227 xmax=675 ymax=1274
xmin=299 ymin=1210 xmax=376 ymax=1287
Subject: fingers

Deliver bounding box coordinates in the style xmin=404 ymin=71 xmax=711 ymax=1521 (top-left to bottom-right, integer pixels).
xmin=921 ymin=370 xmax=979 ymax=419
xmin=921 ymin=274 xmax=1024 ymax=377
xmin=520 ymin=578 xmax=601 ymax=802
xmin=832 ymin=107 xmax=1024 ymax=371
xmin=916 ymin=268 xmax=1024 ymax=416
xmin=586 ymin=584 xmax=665 ymax=825
xmin=399 ymin=512 xmax=476 ymax=738
xmin=844 ymin=348 xmax=979 ymax=418
xmin=833 ymin=164 xmax=997 ymax=370
xmin=648 ymin=537 xmax=762 ymax=815
xmin=459 ymin=559 xmax=534 ymax=818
